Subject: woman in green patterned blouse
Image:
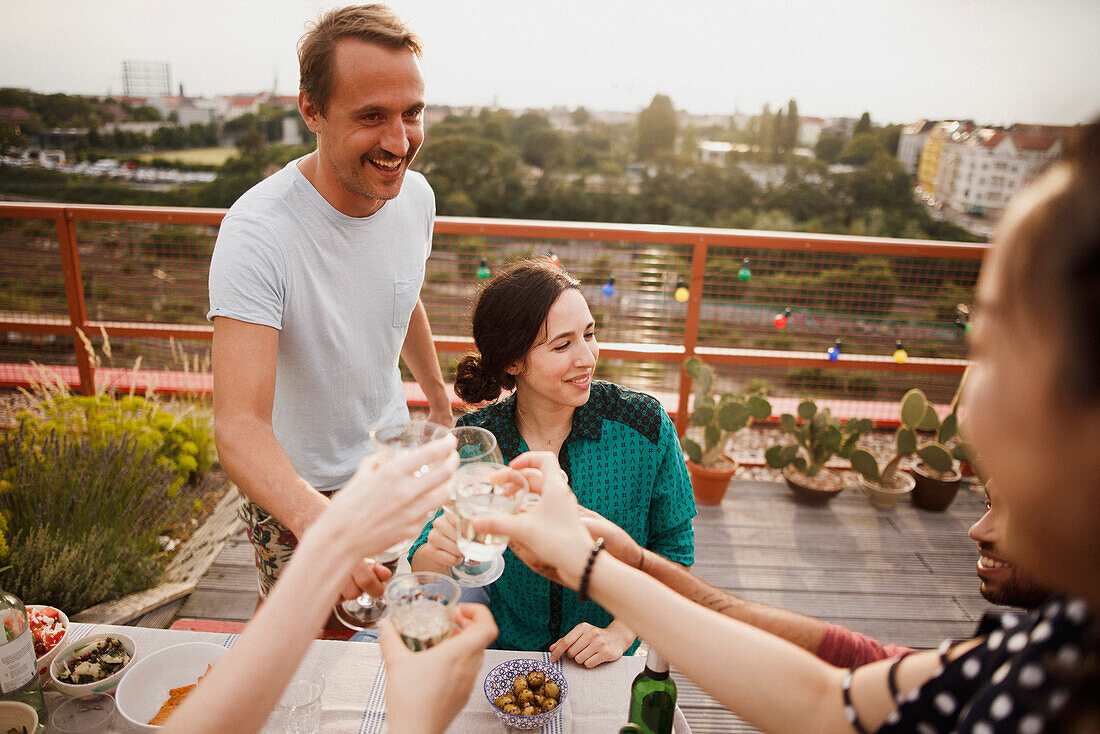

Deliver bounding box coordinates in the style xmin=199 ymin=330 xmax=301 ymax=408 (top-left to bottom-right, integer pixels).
xmin=410 ymin=258 xmax=697 ymax=666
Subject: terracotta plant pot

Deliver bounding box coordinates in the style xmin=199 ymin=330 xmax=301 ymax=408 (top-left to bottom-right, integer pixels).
xmin=782 ymin=465 xmax=844 ymax=506
xmin=686 ymin=457 xmax=739 ymax=506
xmin=911 ymin=462 xmax=963 ymax=511
xmin=858 ymin=472 xmax=916 ymax=510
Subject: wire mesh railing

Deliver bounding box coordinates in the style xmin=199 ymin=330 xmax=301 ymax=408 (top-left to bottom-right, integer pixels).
xmin=0 ymin=203 xmax=983 ymax=429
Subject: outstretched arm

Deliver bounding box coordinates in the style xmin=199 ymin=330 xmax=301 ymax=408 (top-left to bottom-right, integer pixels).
xmin=164 ymin=438 xmax=460 ymax=734
xmin=401 ymin=299 xmax=453 ymax=428
xmin=489 ymin=452 xmax=952 ymax=734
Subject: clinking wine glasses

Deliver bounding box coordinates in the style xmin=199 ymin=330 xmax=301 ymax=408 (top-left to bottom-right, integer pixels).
xmin=448 ymin=427 xmax=507 ymax=586
xmin=451 ymin=462 xmax=529 ymax=585
xmin=334 ymin=419 xmax=451 ymax=632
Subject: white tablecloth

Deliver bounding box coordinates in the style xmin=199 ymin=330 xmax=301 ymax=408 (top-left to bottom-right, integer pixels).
xmin=45 ymin=623 xmax=691 ymax=733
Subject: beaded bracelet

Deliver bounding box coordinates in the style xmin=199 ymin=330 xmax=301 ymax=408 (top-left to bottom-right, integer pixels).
xmin=576 ymin=537 xmax=605 ymax=603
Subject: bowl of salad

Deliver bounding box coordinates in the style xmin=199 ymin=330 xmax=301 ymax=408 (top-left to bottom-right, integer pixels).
xmin=49 ymin=633 xmax=136 ymax=697
xmin=27 ymin=604 xmax=70 ymax=678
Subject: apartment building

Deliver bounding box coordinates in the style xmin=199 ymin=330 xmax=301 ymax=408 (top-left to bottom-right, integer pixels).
xmin=897 ymin=119 xmax=935 ymax=177
xmin=936 ymin=128 xmax=1064 ymax=217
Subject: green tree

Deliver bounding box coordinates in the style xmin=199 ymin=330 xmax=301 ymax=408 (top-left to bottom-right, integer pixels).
xmin=855 ymin=111 xmax=872 ymax=134
xmin=814 ymin=133 xmax=844 ymax=163
xmin=236 ymin=123 xmax=267 ymax=163
xmin=0 ymin=120 xmax=27 ymax=149
xmin=636 ymin=94 xmax=677 ymax=161
xmin=133 ymin=105 xmax=162 ymax=122
xmin=837 ymin=132 xmax=885 ymax=166
xmin=521 ymin=127 xmax=565 ymax=169
xmin=782 ymin=99 xmax=800 ymax=154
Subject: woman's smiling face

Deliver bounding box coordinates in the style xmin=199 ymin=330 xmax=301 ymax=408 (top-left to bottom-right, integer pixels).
xmin=510 ymin=289 xmax=598 ymax=410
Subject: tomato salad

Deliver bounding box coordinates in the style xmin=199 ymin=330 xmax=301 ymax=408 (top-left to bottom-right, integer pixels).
xmin=28 ymin=605 xmax=66 ymax=658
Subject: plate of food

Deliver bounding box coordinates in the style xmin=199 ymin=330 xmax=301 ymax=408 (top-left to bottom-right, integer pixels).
xmin=49 ymin=633 xmax=136 ymax=697
xmin=114 ymin=641 xmax=227 ymax=731
xmin=27 ymin=604 xmax=69 ymax=678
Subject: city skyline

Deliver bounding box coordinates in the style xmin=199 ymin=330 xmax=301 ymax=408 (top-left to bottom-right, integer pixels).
xmin=1 ymin=0 xmax=1098 ymax=127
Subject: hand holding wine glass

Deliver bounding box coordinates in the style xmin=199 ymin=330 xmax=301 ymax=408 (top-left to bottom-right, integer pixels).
xmin=472 ymin=451 xmax=594 ymax=591
xmin=452 ymin=462 xmax=529 ymax=577
xmin=334 ymin=419 xmax=453 ymax=631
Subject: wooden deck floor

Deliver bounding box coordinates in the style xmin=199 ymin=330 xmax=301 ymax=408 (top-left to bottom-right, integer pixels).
xmin=175 ymin=479 xmax=993 ymax=733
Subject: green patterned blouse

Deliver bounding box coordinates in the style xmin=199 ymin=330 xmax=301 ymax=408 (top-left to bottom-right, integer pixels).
xmin=410 ymin=381 xmax=696 ymax=652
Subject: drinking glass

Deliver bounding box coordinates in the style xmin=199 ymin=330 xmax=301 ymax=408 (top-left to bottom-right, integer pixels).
xmin=334 ymin=418 xmax=450 ymax=631
xmin=448 ymin=426 xmax=507 ymax=586
xmin=275 ymin=668 xmax=325 ymax=734
xmin=384 ymin=572 xmax=461 ymax=651
xmin=452 ymin=462 xmax=529 ymax=578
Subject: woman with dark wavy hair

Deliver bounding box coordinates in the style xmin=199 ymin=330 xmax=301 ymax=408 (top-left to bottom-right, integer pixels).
xmin=410 ymin=258 xmax=696 ymax=666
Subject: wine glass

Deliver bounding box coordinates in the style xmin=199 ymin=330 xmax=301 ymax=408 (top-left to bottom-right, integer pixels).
xmin=451 ymin=462 xmax=529 ymax=587
xmin=448 ymin=426 xmax=507 ymax=587
xmin=383 ymin=572 xmax=461 ymax=651
xmin=334 ymin=418 xmax=451 ymax=631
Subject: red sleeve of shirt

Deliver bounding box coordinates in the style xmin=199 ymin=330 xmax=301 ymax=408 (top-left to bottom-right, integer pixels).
xmin=816 ymin=623 xmax=916 ymax=668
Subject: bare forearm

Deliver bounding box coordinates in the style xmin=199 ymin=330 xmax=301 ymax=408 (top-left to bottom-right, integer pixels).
xmin=215 ymin=413 xmax=328 ymax=537
xmin=587 ymin=554 xmax=850 ymax=734
xmin=401 ymin=300 xmax=450 ymax=413
xmin=164 ymin=528 xmax=354 ymax=733
xmin=638 ymin=549 xmax=827 ymax=655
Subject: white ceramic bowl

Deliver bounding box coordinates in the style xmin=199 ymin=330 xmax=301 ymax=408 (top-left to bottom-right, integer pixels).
xmin=115 ymin=641 xmax=228 ymax=731
xmin=27 ymin=604 xmax=70 ymax=678
xmin=0 ymin=701 xmax=39 ymax=733
xmin=49 ymin=633 xmax=137 ymax=697
xmin=483 ymin=658 xmax=568 ymax=730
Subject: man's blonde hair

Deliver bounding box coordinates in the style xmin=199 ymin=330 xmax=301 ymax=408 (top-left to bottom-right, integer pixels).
xmin=298 ymin=4 xmax=422 ymax=117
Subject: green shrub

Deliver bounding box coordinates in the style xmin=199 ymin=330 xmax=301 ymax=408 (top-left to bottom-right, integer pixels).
xmin=14 ymin=393 xmax=214 ymax=494
xmin=0 ymin=427 xmax=183 ymax=611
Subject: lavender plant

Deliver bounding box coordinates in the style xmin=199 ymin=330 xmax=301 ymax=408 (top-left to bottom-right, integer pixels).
xmin=0 ymin=425 xmax=183 ymax=611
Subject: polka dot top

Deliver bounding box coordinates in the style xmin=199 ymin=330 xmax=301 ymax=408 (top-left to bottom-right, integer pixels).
xmin=411 ymin=381 xmax=697 ymax=652
xmin=876 ymin=596 xmax=1093 ymax=733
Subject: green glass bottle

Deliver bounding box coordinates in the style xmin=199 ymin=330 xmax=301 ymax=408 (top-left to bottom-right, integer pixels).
xmin=628 ymin=648 xmax=676 ymax=734
xmin=1 ymin=586 xmax=48 ymax=733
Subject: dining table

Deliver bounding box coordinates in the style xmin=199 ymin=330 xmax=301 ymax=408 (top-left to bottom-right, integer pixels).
xmin=43 ymin=622 xmax=692 ymax=733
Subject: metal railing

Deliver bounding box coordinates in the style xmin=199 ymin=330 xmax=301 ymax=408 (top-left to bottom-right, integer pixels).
xmin=0 ymin=202 xmax=984 ymax=431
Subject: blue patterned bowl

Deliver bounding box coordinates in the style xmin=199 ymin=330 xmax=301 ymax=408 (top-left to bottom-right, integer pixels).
xmin=483 ymin=658 xmax=568 ymax=730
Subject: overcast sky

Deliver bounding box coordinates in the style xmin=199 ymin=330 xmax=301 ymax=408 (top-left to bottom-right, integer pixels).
xmin=2 ymin=0 xmax=1098 ymax=126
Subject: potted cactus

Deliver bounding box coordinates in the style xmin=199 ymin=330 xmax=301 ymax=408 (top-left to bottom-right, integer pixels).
xmin=764 ymin=401 xmax=873 ymax=505
xmin=681 ymin=357 xmax=772 ymax=505
xmin=848 ymin=388 xmax=955 ymax=510
xmin=911 ymin=370 xmax=975 ymax=510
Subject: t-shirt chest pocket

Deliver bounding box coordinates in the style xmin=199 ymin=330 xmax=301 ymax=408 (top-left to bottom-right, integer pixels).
xmin=393 ymin=274 xmax=422 ymax=328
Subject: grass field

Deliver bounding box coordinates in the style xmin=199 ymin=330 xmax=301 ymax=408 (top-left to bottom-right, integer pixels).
xmin=138 ymin=147 xmax=237 ymax=166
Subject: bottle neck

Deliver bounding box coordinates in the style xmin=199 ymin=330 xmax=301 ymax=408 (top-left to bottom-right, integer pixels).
xmin=644 ymin=648 xmax=670 ymax=679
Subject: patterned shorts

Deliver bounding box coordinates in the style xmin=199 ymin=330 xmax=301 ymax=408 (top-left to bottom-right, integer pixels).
xmin=239 ymin=495 xmax=302 ymax=598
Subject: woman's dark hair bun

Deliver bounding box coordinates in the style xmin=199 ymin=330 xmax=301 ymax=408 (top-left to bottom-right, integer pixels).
xmin=454 ymin=353 xmax=502 ymax=404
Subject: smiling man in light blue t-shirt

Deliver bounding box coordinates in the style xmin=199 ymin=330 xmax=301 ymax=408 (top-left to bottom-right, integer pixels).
xmin=207 ymin=5 xmax=452 ymax=606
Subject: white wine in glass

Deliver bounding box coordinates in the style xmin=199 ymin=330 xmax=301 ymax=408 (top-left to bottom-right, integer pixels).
xmin=448 ymin=426 xmax=507 ymax=586
xmin=453 ymin=462 xmax=528 ymax=569
xmin=384 ymin=572 xmax=461 ymax=651
xmin=334 ymin=419 xmax=450 ymax=631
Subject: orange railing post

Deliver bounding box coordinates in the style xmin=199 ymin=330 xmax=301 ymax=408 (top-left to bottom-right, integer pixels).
xmin=55 ymin=208 xmax=95 ymax=395
xmin=675 ymin=240 xmax=709 ymax=435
